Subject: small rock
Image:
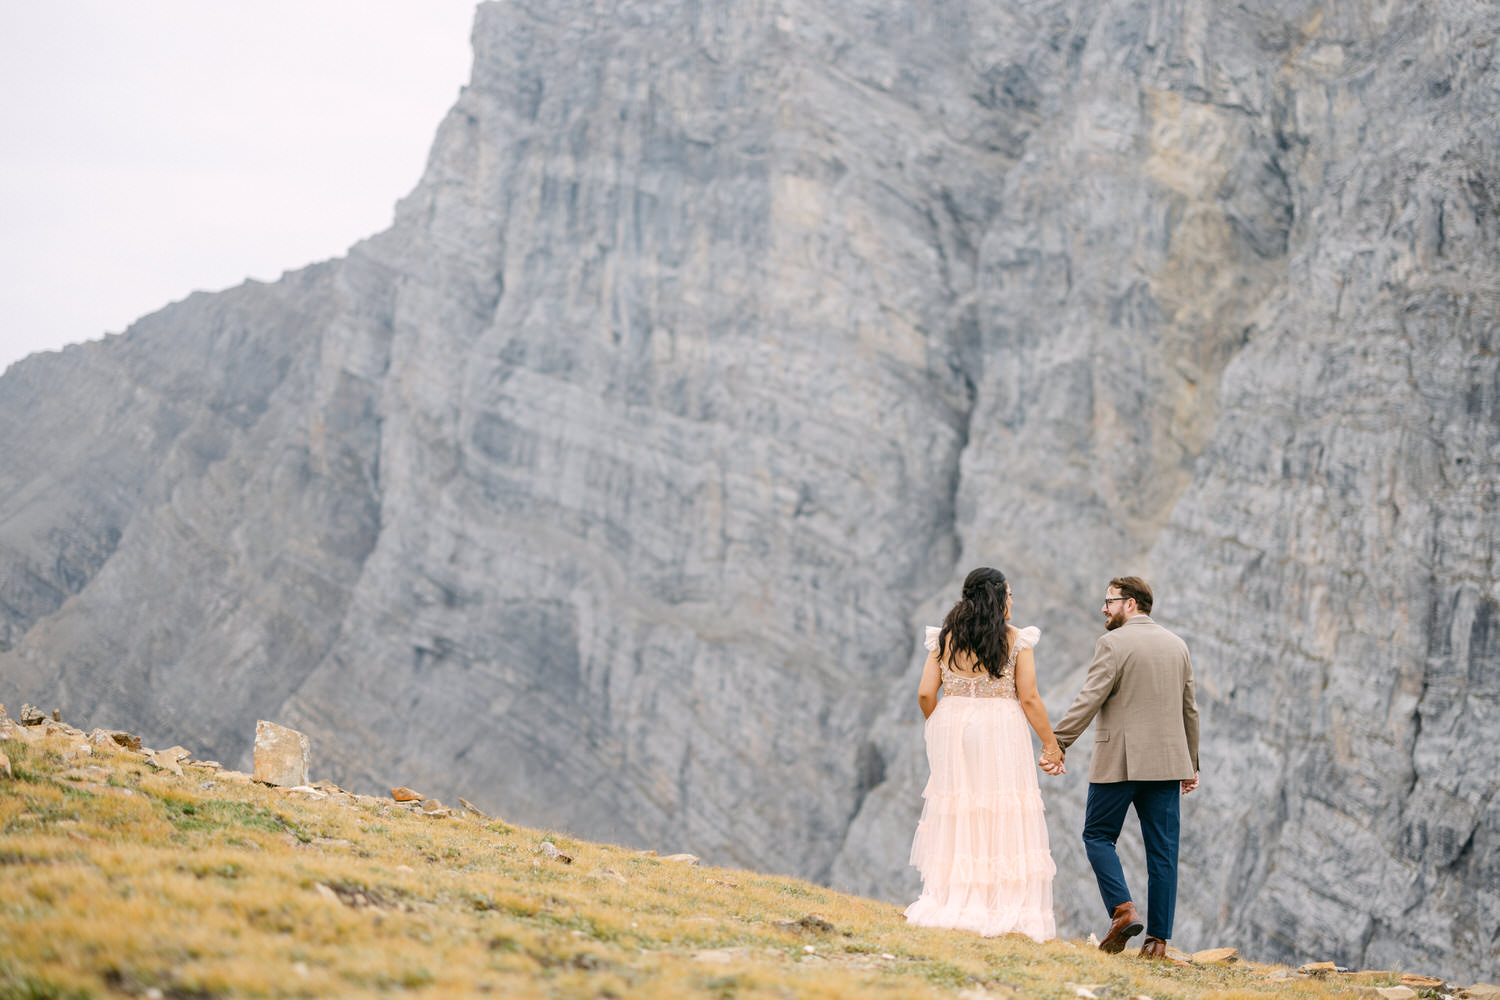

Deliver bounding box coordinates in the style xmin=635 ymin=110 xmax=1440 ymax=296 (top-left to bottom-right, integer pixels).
xmin=775 ymin=914 xmax=835 ymax=934
xmin=458 ymin=797 xmax=488 ymax=818
xmin=252 ymin=720 xmax=310 ymax=787
xmin=284 ymin=785 xmax=328 ymax=799
xmin=1299 ymin=962 xmax=1339 ymax=977
xmin=390 ymin=786 xmax=424 ymax=802
xmin=1463 ymin=986 xmax=1500 ymax=999
xmin=536 ymin=841 xmax=573 ymax=863
xmin=109 ymin=731 xmax=143 ymax=751
xmin=1192 ymin=947 xmax=1238 ymax=964
xmin=51 ymin=709 xmax=62 ymax=722
xmin=19 ymin=704 xmax=45 ymax=726
xmin=1351 ymin=988 xmax=1418 ymax=1000
xmin=1085 ymin=933 xmax=1100 ymax=949
xmin=662 ymin=853 xmax=699 ymax=865
xmin=1065 ymin=985 xmax=1102 ymax=999
xmin=1400 ymin=975 xmax=1444 ymax=989
xmin=145 ymin=752 xmax=183 ymax=776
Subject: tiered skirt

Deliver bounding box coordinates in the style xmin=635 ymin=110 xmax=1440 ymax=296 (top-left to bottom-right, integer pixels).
xmin=905 ymin=694 xmax=1057 ymax=941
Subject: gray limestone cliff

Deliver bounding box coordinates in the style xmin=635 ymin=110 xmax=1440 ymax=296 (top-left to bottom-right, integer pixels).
xmin=2 ymin=0 xmax=1496 ymax=980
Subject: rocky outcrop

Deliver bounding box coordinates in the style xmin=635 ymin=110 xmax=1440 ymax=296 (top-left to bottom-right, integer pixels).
xmin=1 ymin=0 xmax=1496 ymax=981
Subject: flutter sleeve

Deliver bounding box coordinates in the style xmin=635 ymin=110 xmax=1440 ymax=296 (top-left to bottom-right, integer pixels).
xmin=924 ymin=625 xmax=942 ymax=652
xmin=1014 ymin=625 xmax=1041 ymax=650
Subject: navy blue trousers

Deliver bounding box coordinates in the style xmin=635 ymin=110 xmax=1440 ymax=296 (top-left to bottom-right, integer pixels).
xmin=1083 ymin=780 xmax=1181 ymax=940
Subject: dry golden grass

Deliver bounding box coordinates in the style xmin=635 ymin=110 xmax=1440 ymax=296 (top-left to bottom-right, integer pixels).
xmin=0 ymin=726 xmax=1383 ymax=999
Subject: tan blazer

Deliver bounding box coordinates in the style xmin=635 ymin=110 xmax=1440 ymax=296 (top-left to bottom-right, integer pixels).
xmin=1053 ymin=615 xmax=1200 ymax=783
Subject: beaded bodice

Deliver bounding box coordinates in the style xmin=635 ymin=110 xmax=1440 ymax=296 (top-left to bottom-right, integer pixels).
xmin=940 ymin=650 xmax=1019 ymax=700
xmin=924 ymin=624 xmax=1040 ymax=703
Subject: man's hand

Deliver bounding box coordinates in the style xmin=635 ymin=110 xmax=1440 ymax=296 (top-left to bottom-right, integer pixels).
xmin=1181 ymin=772 xmax=1199 ymax=795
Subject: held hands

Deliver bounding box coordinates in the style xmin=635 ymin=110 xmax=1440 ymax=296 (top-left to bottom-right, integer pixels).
xmin=1038 ymin=745 xmax=1066 ymax=776
xmin=1181 ymin=772 xmax=1199 ymax=795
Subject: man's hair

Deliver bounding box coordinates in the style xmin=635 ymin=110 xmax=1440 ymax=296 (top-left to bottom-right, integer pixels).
xmin=1110 ymin=575 xmax=1153 ymax=613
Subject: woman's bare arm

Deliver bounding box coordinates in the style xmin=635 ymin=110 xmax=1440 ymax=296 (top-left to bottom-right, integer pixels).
xmin=917 ymin=648 xmax=943 ymax=719
xmin=1014 ymin=647 xmax=1063 ymax=767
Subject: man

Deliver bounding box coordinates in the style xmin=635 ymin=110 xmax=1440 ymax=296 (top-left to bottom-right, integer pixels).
xmin=1047 ymin=576 xmax=1199 ymax=959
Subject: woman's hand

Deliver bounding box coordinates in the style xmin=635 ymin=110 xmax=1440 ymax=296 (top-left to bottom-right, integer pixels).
xmin=1038 ymin=745 xmax=1066 ymax=776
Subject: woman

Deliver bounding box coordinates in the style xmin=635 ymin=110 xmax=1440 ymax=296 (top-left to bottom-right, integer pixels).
xmin=905 ymin=567 xmax=1064 ymax=941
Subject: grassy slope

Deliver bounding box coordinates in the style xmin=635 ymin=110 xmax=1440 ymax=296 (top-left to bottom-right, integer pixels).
xmin=0 ymin=721 xmax=1383 ymax=1000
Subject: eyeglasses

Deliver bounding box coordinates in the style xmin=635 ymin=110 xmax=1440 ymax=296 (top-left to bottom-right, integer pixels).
xmin=1102 ymin=597 xmax=1129 ymax=605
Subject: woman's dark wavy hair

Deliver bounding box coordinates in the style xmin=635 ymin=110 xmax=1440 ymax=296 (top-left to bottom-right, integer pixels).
xmin=937 ymin=567 xmax=1011 ymax=679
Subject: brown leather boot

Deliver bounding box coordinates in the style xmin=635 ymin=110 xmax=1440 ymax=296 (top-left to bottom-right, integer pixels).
xmin=1098 ymin=900 xmax=1144 ymax=953
xmin=1139 ymin=936 xmax=1167 ymax=959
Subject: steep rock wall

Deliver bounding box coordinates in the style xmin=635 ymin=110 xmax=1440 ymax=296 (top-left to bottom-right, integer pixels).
xmin=1 ymin=0 xmax=1495 ymax=979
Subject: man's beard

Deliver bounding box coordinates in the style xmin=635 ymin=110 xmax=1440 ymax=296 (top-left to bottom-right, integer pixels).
xmin=1105 ymin=611 xmax=1127 ymax=631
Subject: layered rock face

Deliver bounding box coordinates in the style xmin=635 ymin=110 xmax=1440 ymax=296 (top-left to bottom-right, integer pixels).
xmin=1 ymin=0 xmax=1495 ymax=979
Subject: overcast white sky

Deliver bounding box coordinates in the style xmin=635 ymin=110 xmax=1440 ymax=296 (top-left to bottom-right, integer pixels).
xmin=0 ymin=1 xmax=479 ymax=374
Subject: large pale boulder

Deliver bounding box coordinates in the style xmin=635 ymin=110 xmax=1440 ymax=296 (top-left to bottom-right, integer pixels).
xmin=253 ymin=721 xmax=310 ymax=788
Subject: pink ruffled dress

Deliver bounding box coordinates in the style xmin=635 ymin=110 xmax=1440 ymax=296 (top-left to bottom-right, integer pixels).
xmin=905 ymin=625 xmax=1057 ymax=941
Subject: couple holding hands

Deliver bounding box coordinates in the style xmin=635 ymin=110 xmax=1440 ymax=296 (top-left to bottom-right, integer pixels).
xmin=905 ymin=568 xmax=1200 ymax=958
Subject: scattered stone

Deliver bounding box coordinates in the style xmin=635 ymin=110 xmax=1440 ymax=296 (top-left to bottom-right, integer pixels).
xmin=1192 ymin=947 xmax=1238 ymax=964
xmin=420 ymin=799 xmax=450 ymax=816
xmin=1463 ymin=986 xmax=1500 ymax=999
xmin=252 ymin=721 xmax=310 ymax=787
xmin=145 ymin=752 xmax=183 ymax=777
xmin=662 ymin=853 xmax=699 ymax=865
xmin=1085 ymin=933 xmax=1100 ymax=949
xmin=458 ymin=797 xmax=488 ymax=818
xmin=536 ymin=841 xmax=573 ymax=863
xmin=108 ymin=731 xmax=143 ymax=751
xmin=283 ymin=785 xmax=328 ymax=799
xmin=775 ymin=914 xmax=834 ymax=934
xmin=19 ymin=704 xmax=45 ymax=726
xmin=51 ymin=709 xmax=62 ymax=722
xmin=1066 ymin=985 xmax=1103 ymax=999
xmin=1400 ymin=975 xmax=1445 ymax=989
xmin=390 ymin=786 xmax=423 ymax=802
xmin=1299 ymin=962 xmax=1339 ymax=977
